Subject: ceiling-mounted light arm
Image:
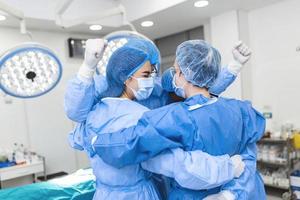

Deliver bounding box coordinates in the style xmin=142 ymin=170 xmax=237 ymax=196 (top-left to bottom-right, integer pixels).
xmin=55 ymin=0 xmax=74 ymax=27
xmin=20 ymin=19 xmax=33 ymax=40
xmin=119 ymin=4 xmax=136 ymax=32
xmin=55 ymin=0 xmax=125 ymax=28
xmin=56 ymin=0 xmax=74 ymax=15
xmin=0 ymin=0 xmax=24 ymax=20
xmin=0 ymin=0 xmax=32 ymax=39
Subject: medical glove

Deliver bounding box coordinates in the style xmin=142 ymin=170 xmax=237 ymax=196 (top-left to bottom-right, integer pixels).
xmin=228 ymin=41 xmax=251 ymax=75
xmin=78 ymin=39 xmax=107 ymax=82
xmin=230 ymin=155 xmax=245 ymax=178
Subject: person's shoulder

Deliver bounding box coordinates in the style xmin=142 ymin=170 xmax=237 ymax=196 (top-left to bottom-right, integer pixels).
xmin=86 ymin=100 xmax=108 ymax=119
xmin=157 ymin=101 xmax=185 ymax=110
xmin=119 ymin=99 xmax=149 ymax=111
xmin=218 ymin=97 xmax=259 ymax=117
xmin=86 ymin=99 xmax=134 ymax=126
xmin=218 ymin=97 xmax=252 ymax=106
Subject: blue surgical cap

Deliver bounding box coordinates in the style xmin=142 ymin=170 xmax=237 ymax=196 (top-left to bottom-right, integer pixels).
xmin=161 ymin=67 xmax=175 ymax=92
xmin=125 ymin=38 xmax=161 ymax=72
xmin=100 ymin=42 xmax=149 ymax=98
xmin=176 ymin=40 xmax=221 ymax=88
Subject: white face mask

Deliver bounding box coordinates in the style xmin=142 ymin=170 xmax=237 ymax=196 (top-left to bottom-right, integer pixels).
xmin=172 ymin=73 xmax=186 ymax=98
xmin=129 ymin=77 xmax=154 ymax=100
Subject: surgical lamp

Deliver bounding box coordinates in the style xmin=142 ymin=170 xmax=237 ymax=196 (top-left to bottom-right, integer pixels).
xmin=0 ymin=43 xmax=63 ymax=98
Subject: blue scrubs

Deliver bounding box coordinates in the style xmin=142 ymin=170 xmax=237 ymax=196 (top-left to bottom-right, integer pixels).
xmin=70 ymin=97 xmax=241 ymax=199
xmin=69 ymin=98 xmax=160 ymax=200
xmin=64 ymin=67 xmax=240 ymax=199
xmin=92 ymin=95 xmax=266 ymax=199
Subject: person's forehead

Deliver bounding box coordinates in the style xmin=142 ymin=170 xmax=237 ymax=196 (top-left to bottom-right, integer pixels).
xmin=137 ymin=61 xmax=152 ymax=72
xmin=144 ymin=60 xmax=152 ymax=69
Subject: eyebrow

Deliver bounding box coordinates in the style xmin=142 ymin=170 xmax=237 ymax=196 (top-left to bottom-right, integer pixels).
xmin=141 ymin=71 xmax=151 ymax=74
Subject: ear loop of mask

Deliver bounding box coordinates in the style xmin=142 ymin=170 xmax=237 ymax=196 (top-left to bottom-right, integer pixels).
xmin=173 ymin=72 xmax=187 ymax=98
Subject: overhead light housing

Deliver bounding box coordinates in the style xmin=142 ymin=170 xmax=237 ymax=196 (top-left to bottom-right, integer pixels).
xmin=89 ymin=25 xmax=102 ymax=31
xmin=0 ymin=15 xmax=6 ymax=21
xmin=141 ymin=21 xmax=154 ymax=27
xmin=0 ymin=43 xmax=63 ymax=98
xmin=194 ymin=0 xmax=209 ymax=8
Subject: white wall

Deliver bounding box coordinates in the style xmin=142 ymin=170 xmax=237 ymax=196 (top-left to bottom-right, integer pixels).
xmin=210 ymin=11 xmax=243 ymax=99
xmin=208 ymin=0 xmax=300 ymax=131
xmin=0 ymin=27 xmax=94 ymax=175
xmin=248 ymin=0 xmax=300 ymax=130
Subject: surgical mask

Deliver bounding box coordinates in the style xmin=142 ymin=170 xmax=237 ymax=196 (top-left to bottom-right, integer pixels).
xmin=129 ymin=77 xmax=154 ymax=100
xmin=172 ymin=73 xmax=186 ymax=98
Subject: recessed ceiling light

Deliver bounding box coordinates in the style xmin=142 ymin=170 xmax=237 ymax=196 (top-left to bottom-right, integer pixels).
xmin=0 ymin=15 xmax=6 ymax=21
xmin=141 ymin=21 xmax=154 ymax=27
xmin=194 ymin=0 xmax=209 ymax=8
xmin=89 ymin=25 xmax=102 ymax=31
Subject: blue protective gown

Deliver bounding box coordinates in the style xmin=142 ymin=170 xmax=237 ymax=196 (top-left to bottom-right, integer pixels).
xmin=69 ymin=98 xmax=160 ymax=200
xmin=92 ymin=95 xmax=266 ymax=200
xmin=69 ymin=97 xmax=241 ymax=199
xmin=64 ymin=67 xmax=239 ymax=199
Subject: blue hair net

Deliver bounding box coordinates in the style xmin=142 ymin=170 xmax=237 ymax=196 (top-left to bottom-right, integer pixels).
xmin=161 ymin=67 xmax=175 ymax=92
xmin=100 ymin=43 xmax=149 ymax=98
xmin=125 ymin=38 xmax=160 ymax=72
xmin=176 ymin=40 xmax=221 ymax=88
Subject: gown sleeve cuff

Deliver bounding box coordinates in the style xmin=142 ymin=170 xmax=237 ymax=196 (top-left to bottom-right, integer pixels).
xmin=77 ymin=63 xmax=95 ymax=84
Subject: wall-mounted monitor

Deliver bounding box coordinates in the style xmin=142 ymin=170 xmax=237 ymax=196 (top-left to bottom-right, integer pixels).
xmin=67 ymin=38 xmax=87 ymax=58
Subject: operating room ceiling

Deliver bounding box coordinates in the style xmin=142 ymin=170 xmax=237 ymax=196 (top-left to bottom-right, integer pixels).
xmin=0 ymin=0 xmax=286 ymax=39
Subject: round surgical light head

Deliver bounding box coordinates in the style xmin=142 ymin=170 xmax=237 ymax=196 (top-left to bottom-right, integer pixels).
xmin=0 ymin=15 xmax=6 ymax=21
xmin=97 ymin=30 xmax=161 ymax=76
xmin=194 ymin=0 xmax=209 ymax=8
xmin=0 ymin=43 xmax=63 ymax=98
xmin=89 ymin=25 xmax=102 ymax=31
xmin=141 ymin=21 xmax=154 ymax=27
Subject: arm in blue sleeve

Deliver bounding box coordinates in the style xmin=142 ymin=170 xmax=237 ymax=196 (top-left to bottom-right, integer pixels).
xmin=64 ymin=76 xmax=96 ymax=122
xmin=141 ymin=148 xmax=236 ymax=190
xmin=221 ymin=143 xmax=263 ymax=200
xmin=209 ymin=67 xmax=236 ymax=95
xmin=220 ymin=102 xmax=266 ymax=199
xmin=92 ymin=103 xmax=196 ymax=168
xmin=64 ymin=74 xmax=107 ymax=122
xmin=68 ymin=123 xmax=86 ymax=151
xmin=68 ymin=122 xmax=96 ymax=156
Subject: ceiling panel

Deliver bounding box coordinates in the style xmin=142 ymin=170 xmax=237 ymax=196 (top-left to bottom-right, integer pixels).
xmin=0 ymin=0 xmax=286 ymax=38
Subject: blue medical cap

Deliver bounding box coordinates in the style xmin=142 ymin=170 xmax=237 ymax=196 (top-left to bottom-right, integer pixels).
xmin=125 ymin=38 xmax=161 ymax=72
xmin=161 ymin=67 xmax=175 ymax=92
xmin=100 ymin=43 xmax=149 ymax=98
xmin=176 ymin=40 xmax=221 ymax=88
